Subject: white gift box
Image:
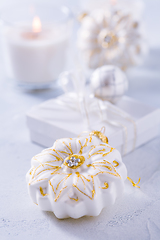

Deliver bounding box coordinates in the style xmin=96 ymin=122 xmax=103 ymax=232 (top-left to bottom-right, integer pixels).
xmin=26 ymin=93 xmax=160 ymax=156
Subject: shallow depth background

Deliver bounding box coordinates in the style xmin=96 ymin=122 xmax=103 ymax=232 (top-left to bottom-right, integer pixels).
xmin=0 ymin=1 xmax=160 ymax=240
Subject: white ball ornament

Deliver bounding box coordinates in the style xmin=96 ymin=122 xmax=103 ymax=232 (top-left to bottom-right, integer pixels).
xmin=90 ymin=65 xmax=128 ymax=104
xmin=26 ymin=130 xmax=127 ymax=219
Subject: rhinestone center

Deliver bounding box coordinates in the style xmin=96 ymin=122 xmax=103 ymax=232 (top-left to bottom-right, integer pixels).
xmin=98 ymin=29 xmax=118 ymax=49
xmin=64 ymin=154 xmax=85 ymax=169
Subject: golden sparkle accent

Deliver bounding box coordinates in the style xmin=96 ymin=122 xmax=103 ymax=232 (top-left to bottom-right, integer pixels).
xmin=71 ymin=172 xmax=94 ymax=200
xmin=127 ymin=177 xmax=141 ymax=188
xmin=91 ymin=176 xmax=95 ymax=199
xmin=89 ymin=148 xmax=106 ymax=158
xmin=99 ymin=182 xmax=109 ymax=189
xmin=99 ymin=144 xmax=107 ymax=147
xmin=40 ymin=187 xmax=48 ymax=196
xmin=73 ymin=184 xmax=94 ymax=200
xmin=57 ymin=150 xmax=70 ymax=155
xmin=89 ymin=130 xmax=108 ymax=144
xmin=87 ymin=161 xmax=112 ymax=171
xmin=64 ymin=154 xmax=85 ymax=169
xmin=69 ymin=197 xmax=79 ymax=201
xmin=79 ymin=138 xmax=88 ymax=154
xmin=54 ymin=186 xmax=67 ymax=202
xmin=29 ymin=178 xmax=48 ymax=186
xmin=80 ymin=174 xmax=91 ymax=182
xmin=48 ymin=171 xmax=73 ymax=202
xmin=29 ymin=167 xmax=35 ymax=175
xmin=88 ymin=145 xmax=114 ymax=159
xmin=102 ymin=147 xmax=115 ymax=157
xmin=75 ymin=172 xmax=90 ymax=190
xmin=31 ymin=165 xmax=41 ymax=179
xmin=32 ymin=166 xmax=60 ymax=180
xmin=29 ymin=166 xmax=61 ymax=185
xmin=52 ymin=149 xmax=64 ymax=158
xmin=76 ymin=172 xmax=85 ymax=189
xmin=49 ymin=180 xmax=68 ymax=202
xmin=113 ymin=160 xmax=119 ymax=167
xmin=41 ymin=148 xmax=63 ymax=161
xmin=50 ymin=167 xmax=62 ymax=175
xmin=36 ymin=152 xmax=63 ymax=161
xmin=32 ymin=157 xmax=44 ymax=167
xmin=88 ymin=160 xmax=121 ymax=179
xmin=56 ymin=174 xmax=72 ymax=191
xmin=33 ymin=155 xmax=61 ymax=168
xmin=63 ymin=141 xmax=73 ymax=155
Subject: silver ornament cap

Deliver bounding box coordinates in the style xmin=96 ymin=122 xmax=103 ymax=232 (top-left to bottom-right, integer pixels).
xmin=90 ymin=65 xmax=128 ymax=104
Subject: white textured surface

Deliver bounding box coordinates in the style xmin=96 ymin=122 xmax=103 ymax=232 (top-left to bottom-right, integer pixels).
xmin=0 ymin=51 xmax=160 ymax=240
xmin=0 ymin=0 xmax=160 ymax=239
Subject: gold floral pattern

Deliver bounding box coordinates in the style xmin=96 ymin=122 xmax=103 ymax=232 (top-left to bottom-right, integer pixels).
xmin=27 ymin=133 xmax=125 ymax=204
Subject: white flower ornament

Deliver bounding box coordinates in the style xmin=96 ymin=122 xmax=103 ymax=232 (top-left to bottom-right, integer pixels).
xmin=78 ymin=8 xmax=147 ymax=70
xmin=26 ymin=130 xmax=127 ymax=219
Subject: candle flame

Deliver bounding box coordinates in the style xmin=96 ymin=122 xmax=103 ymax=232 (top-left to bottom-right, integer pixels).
xmin=32 ymin=16 xmax=41 ymax=33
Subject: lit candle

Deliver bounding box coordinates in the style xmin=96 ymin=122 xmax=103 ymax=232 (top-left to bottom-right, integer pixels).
xmin=21 ymin=16 xmax=42 ymax=39
xmin=1 ymin=5 xmax=72 ymax=89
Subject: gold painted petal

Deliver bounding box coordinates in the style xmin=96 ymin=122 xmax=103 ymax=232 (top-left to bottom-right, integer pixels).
xmin=76 ymin=135 xmax=102 ymax=157
xmin=99 ymin=182 xmax=109 ymax=189
xmin=87 ymin=160 xmax=121 ymax=180
xmin=87 ymin=143 xmax=115 ymax=160
xmin=72 ymin=172 xmax=95 ymax=201
xmin=28 ymin=161 xmax=62 ymax=185
xmin=76 ymin=137 xmax=89 ymax=155
xmin=90 ymin=130 xmax=108 ymax=144
xmin=88 ymin=135 xmax=104 ymax=146
xmin=53 ymin=138 xmax=77 ymax=159
xmin=31 ymin=146 xmax=65 ymax=168
xmin=49 ymin=172 xmax=73 ymax=202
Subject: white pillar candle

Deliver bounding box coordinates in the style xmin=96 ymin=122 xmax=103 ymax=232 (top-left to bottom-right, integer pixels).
xmin=0 ymin=5 xmax=72 ymax=89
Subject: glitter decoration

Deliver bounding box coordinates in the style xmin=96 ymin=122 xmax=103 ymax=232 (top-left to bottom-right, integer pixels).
xmin=26 ymin=131 xmax=127 ymax=219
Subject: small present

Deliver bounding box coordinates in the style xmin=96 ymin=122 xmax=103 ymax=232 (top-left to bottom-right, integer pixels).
xmin=26 ymin=93 xmax=160 ymax=156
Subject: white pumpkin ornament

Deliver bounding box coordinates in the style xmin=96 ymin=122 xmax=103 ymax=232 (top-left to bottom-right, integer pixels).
xmin=78 ymin=6 xmax=147 ymax=70
xmin=90 ymin=65 xmax=128 ymax=103
xmin=26 ymin=130 xmax=127 ymax=219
